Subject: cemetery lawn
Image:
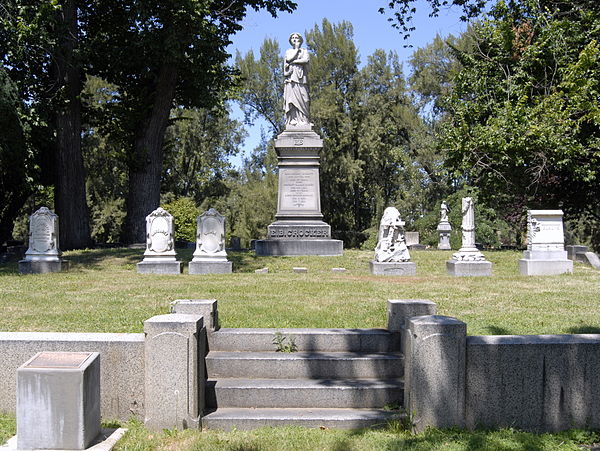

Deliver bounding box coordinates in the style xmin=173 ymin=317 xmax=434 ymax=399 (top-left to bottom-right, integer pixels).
xmin=1 ymin=248 xmax=600 ymax=334
xmin=2 ymin=416 xmax=600 ymax=450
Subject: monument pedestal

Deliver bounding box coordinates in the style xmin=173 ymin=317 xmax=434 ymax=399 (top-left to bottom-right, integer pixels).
xmin=447 ymin=260 xmax=493 ymax=277
xmin=189 ymin=260 xmax=232 ymax=274
xmin=255 ymin=127 xmax=343 ymax=256
xmin=518 ymin=258 xmax=573 ymax=276
xmin=18 ymin=259 xmax=69 ymax=274
xmin=137 ymin=260 xmax=182 ymax=274
xmin=437 ymin=221 xmax=452 ymax=250
xmin=370 ymin=261 xmax=416 ymax=276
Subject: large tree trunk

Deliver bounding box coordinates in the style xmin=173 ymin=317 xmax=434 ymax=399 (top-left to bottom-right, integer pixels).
xmin=123 ymin=64 xmax=178 ymax=244
xmin=53 ymin=0 xmax=90 ymax=250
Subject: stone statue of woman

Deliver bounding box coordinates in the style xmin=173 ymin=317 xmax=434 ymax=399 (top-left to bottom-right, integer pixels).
xmin=440 ymin=201 xmax=449 ymax=223
xmin=283 ymin=32 xmax=310 ymax=127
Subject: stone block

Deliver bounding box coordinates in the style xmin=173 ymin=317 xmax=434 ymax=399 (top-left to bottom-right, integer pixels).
xmin=331 ymin=267 xmax=347 ymax=272
xmin=404 ymin=232 xmax=419 ymax=247
xmin=144 ymin=314 xmax=205 ymax=431
xmin=293 ymin=267 xmax=308 ymax=273
xmin=170 ymin=299 xmax=219 ymax=332
xmin=518 ymin=258 xmax=573 ymax=276
xmin=17 ymin=351 xmax=101 ymax=450
xmin=404 ymin=316 xmax=466 ymax=431
xmin=255 ymin=239 xmax=343 ymax=256
xmin=18 ymin=259 xmax=69 ymax=274
xmin=136 ymin=260 xmax=182 ymax=274
xmin=447 ymin=260 xmax=492 ymax=277
xmin=466 ymin=334 xmax=600 ymax=432
xmin=370 ymin=261 xmax=416 ymax=276
xmin=255 ymin=267 xmax=269 ymax=274
xmin=387 ymin=299 xmax=437 ymax=333
xmin=188 ymin=260 xmax=232 ymax=274
xmin=566 ymin=245 xmax=588 ymax=260
xmin=584 ymin=251 xmax=600 ymax=269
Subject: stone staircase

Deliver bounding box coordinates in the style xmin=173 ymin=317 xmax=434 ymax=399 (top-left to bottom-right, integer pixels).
xmin=202 ymin=328 xmax=406 ymax=430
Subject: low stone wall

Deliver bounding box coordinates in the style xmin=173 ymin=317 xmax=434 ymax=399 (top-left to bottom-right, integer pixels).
xmin=466 ymin=334 xmax=600 ymax=432
xmin=0 ymin=332 xmax=144 ymax=421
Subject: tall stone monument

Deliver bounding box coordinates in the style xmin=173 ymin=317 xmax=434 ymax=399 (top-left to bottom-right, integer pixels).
xmin=437 ymin=201 xmax=452 ymax=250
xmin=519 ymin=210 xmax=573 ymax=275
xmin=189 ymin=208 xmax=232 ymax=274
xmin=447 ymin=197 xmax=492 ymax=276
xmin=370 ymin=207 xmax=416 ymax=275
xmin=255 ymin=33 xmax=343 ymax=256
xmin=19 ymin=207 xmax=68 ymax=274
xmin=137 ymin=207 xmax=182 ymax=274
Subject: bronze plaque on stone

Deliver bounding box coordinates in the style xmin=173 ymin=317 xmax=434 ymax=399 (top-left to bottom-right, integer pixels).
xmin=25 ymin=351 xmax=93 ymax=369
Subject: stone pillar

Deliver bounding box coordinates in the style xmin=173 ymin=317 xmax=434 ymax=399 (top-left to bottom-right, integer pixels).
xmin=404 ymin=315 xmax=466 ymax=431
xmin=144 ymin=314 xmax=205 ymax=431
xmin=255 ymin=129 xmax=343 ymax=256
xmin=447 ymin=197 xmax=492 ymax=276
xmin=170 ymin=299 xmax=220 ymax=333
xmin=17 ymin=352 xmax=101 ymax=450
xmin=387 ymin=299 xmax=437 ymax=333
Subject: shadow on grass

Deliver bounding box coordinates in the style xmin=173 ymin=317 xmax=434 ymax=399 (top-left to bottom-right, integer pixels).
xmin=567 ymin=326 xmax=600 ymax=334
xmin=228 ymin=250 xmax=268 ymax=273
xmin=65 ymin=247 xmax=141 ymax=270
xmin=483 ymin=325 xmax=513 ymax=335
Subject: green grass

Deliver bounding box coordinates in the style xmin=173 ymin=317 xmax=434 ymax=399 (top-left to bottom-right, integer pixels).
xmin=1 ymin=249 xmax=600 ymax=449
xmin=1 ymin=248 xmax=599 ymax=335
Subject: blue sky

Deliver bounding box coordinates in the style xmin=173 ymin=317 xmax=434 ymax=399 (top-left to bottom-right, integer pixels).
xmin=227 ymin=0 xmax=467 ymax=164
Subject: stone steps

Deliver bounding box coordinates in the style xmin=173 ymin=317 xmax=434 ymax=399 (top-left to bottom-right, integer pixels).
xmin=202 ymin=407 xmax=406 ymax=431
xmin=208 ymin=328 xmax=401 ymax=352
xmin=203 ymin=328 xmax=404 ymax=430
xmin=206 ymin=351 xmax=404 ymax=379
xmin=206 ymin=378 xmax=404 ymax=408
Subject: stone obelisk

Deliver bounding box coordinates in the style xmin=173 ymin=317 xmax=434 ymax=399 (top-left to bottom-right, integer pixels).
xmin=255 ymin=32 xmax=343 ymax=256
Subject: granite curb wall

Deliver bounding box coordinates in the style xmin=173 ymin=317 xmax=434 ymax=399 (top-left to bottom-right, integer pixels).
xmin=0 ymin=332 xmax=145 ymax=421
xmin=465 ymin=334 xmax=600 ymax=432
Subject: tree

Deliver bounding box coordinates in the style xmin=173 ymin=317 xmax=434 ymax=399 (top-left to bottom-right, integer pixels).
xmin=440 ymin=1 xmax=600 ymax=243
xmin=0 ymin=68 xmax=30 ymax=245
xmin=1 ymin=0 xmax=91 ymax=249
xmin=85 ymin=0 xmax=296 ymax=243
xmin=162 ymin=106 xmax=247 ymax=203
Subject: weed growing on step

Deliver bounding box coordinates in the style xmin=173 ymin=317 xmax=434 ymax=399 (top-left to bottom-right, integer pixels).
xmin=273 ymin=332 xmax=298 ymax=352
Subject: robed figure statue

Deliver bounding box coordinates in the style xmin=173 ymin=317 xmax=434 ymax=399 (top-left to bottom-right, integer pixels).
xmin=284 ymin=32 xmax=310 ymax=127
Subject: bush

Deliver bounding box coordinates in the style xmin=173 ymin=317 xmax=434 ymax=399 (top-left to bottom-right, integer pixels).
xmin=90 ymin=198 xmax=126 ymax=244
xmin=162 ymin=197 xmax=200 ymax=243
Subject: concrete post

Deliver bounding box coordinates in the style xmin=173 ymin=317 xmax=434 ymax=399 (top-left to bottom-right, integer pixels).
xmin=144 ymin=314 xmax=205 ymax=431
xmin=387 ymin=299 xmax=437 ymax=333
xmin=404 ymin=315 xmax=466 ymax=431
xmin=170 ymin=299 xmax=219 ymax=333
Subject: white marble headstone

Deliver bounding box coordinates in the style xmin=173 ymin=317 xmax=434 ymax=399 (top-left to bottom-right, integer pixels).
xmin=374 ymin=207 xmax=411 ymax=262
xmin=193 ymin=208 xmax=227 ymax=262
xmin=143 ymin=207 xmax=177 ymax=261
xmin=23 ymin=207 xmax=61 ymax=262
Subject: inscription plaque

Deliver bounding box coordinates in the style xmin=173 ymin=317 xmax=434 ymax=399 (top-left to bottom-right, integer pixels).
xmin=25 ymin=351 xmax=94 ymax=369
xmin=279 ymin=168 xmax=318 ymax=211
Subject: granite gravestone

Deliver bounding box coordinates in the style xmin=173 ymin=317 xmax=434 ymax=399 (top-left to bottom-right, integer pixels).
xmin=19 ymin=207 xmax=68 ymax=274
xmin=189 ymin=208 xmax=232 ymax=274
xmin=370 ymin=207 xmax=416 ymax=276
xmin=137 ymin=207 xmax=182 ymax=274
xmin=255 ymin=33 xmax=343 ymax=256
xmin=519 ymin=210 xmax=573 ymax=275
xmin=447 ymin=197 xmax=492 ymax=276
xmin=437 ymin=201 xmax=452 ymax=250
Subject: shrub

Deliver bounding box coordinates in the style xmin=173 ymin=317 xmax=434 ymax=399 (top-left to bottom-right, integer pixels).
xmin=162 ymin=197 xmax=200 ymax=243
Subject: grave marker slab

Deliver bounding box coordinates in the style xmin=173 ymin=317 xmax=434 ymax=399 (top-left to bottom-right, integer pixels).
xmin=519 ymin=210 xmax=573 ymax=275
xmin=189 ymin=208 xmax=232 ymax=274
xmin=137 ymin=207 xmax=182 ymax=274
xmin=19 ymin=207 xmax=68 ymax=274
